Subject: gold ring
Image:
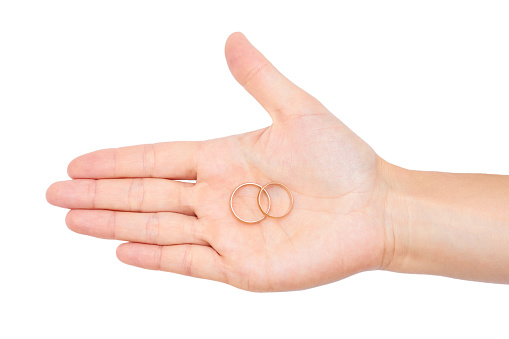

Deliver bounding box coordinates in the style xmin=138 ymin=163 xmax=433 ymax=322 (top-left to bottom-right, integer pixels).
xmin=257 ymin=182 xmax=294 ymax=218
xmin=230 ymin=183 xmax=271 ymax=224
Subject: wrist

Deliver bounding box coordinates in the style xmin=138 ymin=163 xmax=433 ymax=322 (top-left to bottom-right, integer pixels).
xmin=377 ymin=160 xmax=509 ymax=283
xmin=376 ymin=159 xmax=411 ymax=272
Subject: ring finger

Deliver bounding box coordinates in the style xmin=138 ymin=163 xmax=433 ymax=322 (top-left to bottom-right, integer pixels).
xmin=65 ymin=209 xmax=208 ymax=246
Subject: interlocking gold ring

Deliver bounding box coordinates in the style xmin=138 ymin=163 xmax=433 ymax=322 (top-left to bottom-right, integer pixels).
xmin=257 ymin=182 xmax=294 ymax=219
xmin=230 ymin=183 xmax=271 ymax=224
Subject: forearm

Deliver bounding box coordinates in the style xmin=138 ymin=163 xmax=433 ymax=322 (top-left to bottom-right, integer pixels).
xmin=381 ymin=161 xmax=509 ymax=283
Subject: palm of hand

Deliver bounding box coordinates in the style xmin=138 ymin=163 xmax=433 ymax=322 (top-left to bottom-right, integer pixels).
xmin=47 ymin=33 xmax=388 ymax=291
xmin=198 ymin=111 xmax=386 ymax=291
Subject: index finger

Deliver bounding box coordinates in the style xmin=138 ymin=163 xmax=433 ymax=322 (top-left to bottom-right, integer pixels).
xmin=67 ymin=141 xmax=201 ymax=179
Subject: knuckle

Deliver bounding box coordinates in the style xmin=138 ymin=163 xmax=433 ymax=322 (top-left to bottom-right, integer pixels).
xmin=108 ymin=211 xmax=117 ymax=239
xmin=145 ymin=213 xmax=161 ymax=244
xmin=88 ymin=180 xmax=97 ymax=209
xmin=142 ymin=144 xmax=156 ymax=177
xmin=181 ymin=244 xmax=193 ymax=276
xmin=128 ymin=178 xmax=145 ymax=211
xmin=113 ymin=148 xmax=118 ymax=177
xmin=241 ymin=61 xmax=270 ymax=87
xmin=154 ymin=246 xmax=163 ymax=271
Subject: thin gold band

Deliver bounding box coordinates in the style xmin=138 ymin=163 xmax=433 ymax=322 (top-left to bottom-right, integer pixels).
xmin=257 ymin=182 xmax=294 ymax=219
xmin=230 ymin=183 xmax=271 ymax=224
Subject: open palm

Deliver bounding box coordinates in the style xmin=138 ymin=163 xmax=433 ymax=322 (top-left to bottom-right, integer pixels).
xmin=47 ymin=33 xmax=389 ymax=291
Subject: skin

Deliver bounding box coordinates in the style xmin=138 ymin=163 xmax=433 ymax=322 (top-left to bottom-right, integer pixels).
xmin=46 ymin=32 xmax=509 ymax=291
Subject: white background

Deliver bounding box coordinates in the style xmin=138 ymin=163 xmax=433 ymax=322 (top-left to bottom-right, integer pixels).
xmin=1 ymin=1 xmax=508 ymax=338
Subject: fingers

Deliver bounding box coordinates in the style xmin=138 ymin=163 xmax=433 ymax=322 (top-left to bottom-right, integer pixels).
xmin=67 ymin=141 xmax=200 ymax=179
xmin=46 ymin=178 xmax=195 ymax=215
xmin=117 ymin=243 xmax=227 ymax=283
xmin=66 ymin=209 xmax=208 ymax=246
xmin=225 ymin=32 xmax=322 ymax=123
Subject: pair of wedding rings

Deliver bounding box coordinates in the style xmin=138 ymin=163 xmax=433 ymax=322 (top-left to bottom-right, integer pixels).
xmin=230 ymin=182 xmax=294 ymax=224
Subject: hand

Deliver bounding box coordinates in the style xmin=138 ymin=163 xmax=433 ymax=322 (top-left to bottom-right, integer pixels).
xmin=46 ymin=32 xmax=390 ymax=292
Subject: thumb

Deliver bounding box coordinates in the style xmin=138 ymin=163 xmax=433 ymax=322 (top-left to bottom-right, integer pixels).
xmin=225 ymin=32 xmax=322 ymax=124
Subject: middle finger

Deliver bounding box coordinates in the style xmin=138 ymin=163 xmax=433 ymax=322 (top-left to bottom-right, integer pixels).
xmin=47 ymin=178 xmax=196 ymax=215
